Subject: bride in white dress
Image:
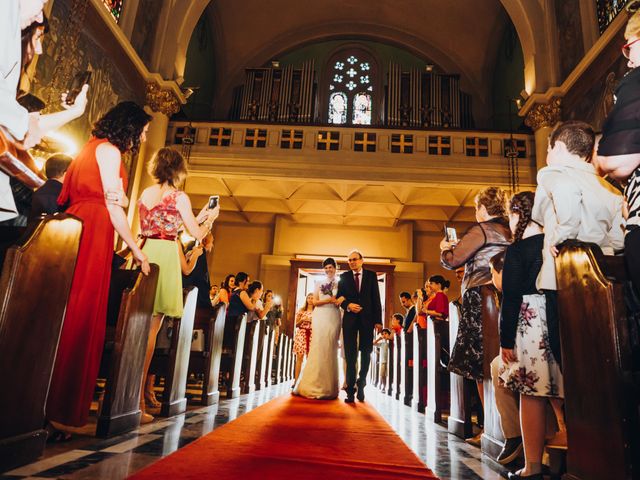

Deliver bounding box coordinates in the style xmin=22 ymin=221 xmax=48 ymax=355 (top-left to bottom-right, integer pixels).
xmin=293 ymin=258 xmax=343 ymax=399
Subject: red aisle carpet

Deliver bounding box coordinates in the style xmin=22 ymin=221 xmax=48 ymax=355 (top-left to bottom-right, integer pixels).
xmin=129 ymin=394 xmax=439 ymax=479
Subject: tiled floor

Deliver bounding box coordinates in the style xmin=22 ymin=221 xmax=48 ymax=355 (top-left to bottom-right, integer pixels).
xmin=1 ymin=383 xmax=508 ymax=480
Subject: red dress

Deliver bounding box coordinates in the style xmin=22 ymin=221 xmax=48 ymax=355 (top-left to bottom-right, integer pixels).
xmin=46 ymin=137 xmax=127 ymax=426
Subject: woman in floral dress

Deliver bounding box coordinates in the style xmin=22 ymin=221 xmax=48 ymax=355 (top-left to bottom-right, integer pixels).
xmin=293 ymin=293 xmax=314 ymax=383
xmin=498 ymin=191 xmax=565 ymax=480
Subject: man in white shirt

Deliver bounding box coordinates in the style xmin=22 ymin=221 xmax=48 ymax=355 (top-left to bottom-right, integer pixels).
xmin=1 ymin=0 xmax=48 ymax=221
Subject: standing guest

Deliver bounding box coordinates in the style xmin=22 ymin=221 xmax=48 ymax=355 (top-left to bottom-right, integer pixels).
xmin=137 ymin=147 xmax=219 ymax=420
xmin=263 ymin=290 xmax=283 ymax=343
xmin=440 ymin=186 xmax=511 ymax=447
xmin=293 ymin=293 xmax=315 ymax=383
xmin=210 ymin=284 xmax=219 ymax=303
xmin=226 ymin=272 xmax=263 ymax=320
xmin=398 ymin=291 xmax=416 ymax=332
xmin=535 ymin=121 xmax=624 ymax=368
xmin=216 ymin=274 xmax=236 ymax=306
xmin=1 ymin=0 xmax=46 ymax=221
xmin=27 ymin=153 xmax=72 ymax=221
xmin=423 ymin=275 xmax=450 ymax=320
xmin=499 ymin=192 xmax=565 ymax=480
xmin=182 ymin=232 xmax=215 ymax=309
xmin=177 ymin=239 xmax=203 ymax=276
xmin=374 ymin=328 xmax=392 ymax=392
xmin=46 ymin=102 xmax=152 ymax=436
xmin=390 ymin=313 xmax=404 ymax=336
xmin=596 ymin=9 xmax=640 ymax=297
xmin=414 ymin=282 xmax=434 ymax=330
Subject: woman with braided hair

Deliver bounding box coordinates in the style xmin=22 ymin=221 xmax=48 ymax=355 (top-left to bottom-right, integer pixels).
xmin=498 ymin=191 xmax=566 ymax=480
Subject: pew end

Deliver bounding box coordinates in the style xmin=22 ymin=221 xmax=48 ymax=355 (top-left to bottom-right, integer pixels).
xmin=555 ymin=241 xmax=640 ymax=480
xmin=0 ymin=215 xmax=83 ymax=472
xmin=97 ymin=265 xmax=159 ymax=438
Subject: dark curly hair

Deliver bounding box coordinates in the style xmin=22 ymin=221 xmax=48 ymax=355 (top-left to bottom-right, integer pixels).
xmin=509 ymin=191 xmax=536 ymax=242
xmin=92 ymin=101 xmax=152 ymax=155
xmin=148 ymin=148 xmax=187 ymax=187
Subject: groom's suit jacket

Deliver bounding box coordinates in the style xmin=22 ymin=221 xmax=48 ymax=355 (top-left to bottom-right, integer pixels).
xmin=337 ymin=268 xmax=382 ymax=326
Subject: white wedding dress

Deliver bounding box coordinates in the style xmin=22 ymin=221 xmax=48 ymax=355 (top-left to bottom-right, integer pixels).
xmin=293 ymin=278 xmax=341 ymax=399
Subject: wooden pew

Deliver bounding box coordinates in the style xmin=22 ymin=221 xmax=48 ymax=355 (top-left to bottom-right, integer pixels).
xmin=241 ymin=320 xmax=259 ymax=394
xmin=395 ymin=331 xmax=403 ymax=400
xmin=188 ymin=304 xmax=226 ymax=405
xmin=387 ymin=337 xmax=395 ymax=397
xmin=403 ymin=330 xmax=413 ymax=407
xmin=0 ymin=215 xmax=82 ymax=472
xmin=220 ymin=313 xmax=247 ymax=398
xmin=555 ymin=241 xmax=640 ymax=480
xmin=427 ymin=318 xmax=450 ymax=423
xmin=274 ymin=333 xmax=284 ymax=385
xmin=152 ymin=287 xmax=197 ymax=417
xmin=414 ymin=325 xmax=428 ymax=413
xmin=97 ymin=265 xmax=159 ymax=438
xmin=448 ymin=301 xmax=474 ymax=439
xmin=253 ymin=321 xmax=268 ymax=390
xmin=480 ymin=285 xmax=505 ymax=460
xmin=265 ymin=327 xmax=275 ymax=387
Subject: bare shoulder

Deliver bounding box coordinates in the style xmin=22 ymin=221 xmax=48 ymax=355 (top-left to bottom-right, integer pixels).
xmin=96 ymin=142 xmax=121 ymax=159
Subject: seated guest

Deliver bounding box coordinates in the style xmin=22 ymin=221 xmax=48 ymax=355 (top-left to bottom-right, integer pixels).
xmin=28 ymin=153 xmax=72 ymax=221
xmin=182 ymin=232 xmax=215 ymax=309
xmin=137 ymin=148 xmax=219 ymax=421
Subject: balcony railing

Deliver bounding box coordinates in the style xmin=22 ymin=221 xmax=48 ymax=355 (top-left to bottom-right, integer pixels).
xmin=597 ymin=0 xmax=627 ymax=34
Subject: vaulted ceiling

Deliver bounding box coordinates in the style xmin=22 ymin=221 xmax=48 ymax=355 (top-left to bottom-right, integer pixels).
xmin=202 ymin=0 xmax=511 ymax=124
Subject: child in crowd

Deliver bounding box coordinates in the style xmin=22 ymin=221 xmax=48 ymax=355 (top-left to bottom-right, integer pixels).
xmin=374 ymin=328 xmax=392 ymax=392
xmin=390 ymin=313 xmax=404 ymax=336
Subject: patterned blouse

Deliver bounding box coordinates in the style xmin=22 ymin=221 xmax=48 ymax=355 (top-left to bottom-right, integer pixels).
xmin=138 ymin=190 xmax=183 ymax=240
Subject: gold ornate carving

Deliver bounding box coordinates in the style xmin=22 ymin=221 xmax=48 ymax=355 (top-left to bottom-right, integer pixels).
xmin=145 ymin=81 xmax=181 ymax=117
xmin=524 ymin=98 xmax=562 ymax=131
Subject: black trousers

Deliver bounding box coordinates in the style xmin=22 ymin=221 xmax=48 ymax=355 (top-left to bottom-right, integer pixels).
xmin=342 ymin=316 xmax=374 ymax=395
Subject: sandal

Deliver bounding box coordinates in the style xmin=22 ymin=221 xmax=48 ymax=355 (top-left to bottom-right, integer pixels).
xmin=45 ymin=422 xmax=72 ymax=443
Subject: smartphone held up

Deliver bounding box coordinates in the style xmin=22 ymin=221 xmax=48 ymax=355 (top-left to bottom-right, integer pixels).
xmin=66 ymin=71 xmax=92 ymax=105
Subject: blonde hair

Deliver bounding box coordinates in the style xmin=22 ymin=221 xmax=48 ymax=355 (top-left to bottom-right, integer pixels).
xmin=625 ymin=10 xmax=640 ymax=40
xmin=475 ymin=186 xmax=508 ymax=218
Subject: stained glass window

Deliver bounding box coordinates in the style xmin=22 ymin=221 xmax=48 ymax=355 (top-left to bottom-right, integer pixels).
xmin=327 ymin=51 xmax=375 ymax=125
xmin=352 ymin=93 xmax=372 ymax=125
xmin=328 ymin=92 xmax=348 ymax=124
xmin=102 ymin=0 xmax=124 ymax=22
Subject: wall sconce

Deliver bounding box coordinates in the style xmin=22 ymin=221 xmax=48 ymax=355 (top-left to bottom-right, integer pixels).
xmin=425 ymin=64 xmax=434 ymax=72
xmin=271 ymin=60 xmax=280 ymax=68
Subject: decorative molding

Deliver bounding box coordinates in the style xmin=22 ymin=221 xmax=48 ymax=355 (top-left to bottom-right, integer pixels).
xmin=525 ymin=98 xmax=562 ymax=131
xmin=146 ymin=81 xmax=181 ymax=116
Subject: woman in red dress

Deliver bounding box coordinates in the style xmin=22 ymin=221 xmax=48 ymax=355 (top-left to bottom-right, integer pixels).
xmin=46 ymin=102 xmax=151 ymax=433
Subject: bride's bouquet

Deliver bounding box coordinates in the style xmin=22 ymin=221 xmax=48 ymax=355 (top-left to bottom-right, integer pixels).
xmin=319 ymin=280 xmax=337 ymax=296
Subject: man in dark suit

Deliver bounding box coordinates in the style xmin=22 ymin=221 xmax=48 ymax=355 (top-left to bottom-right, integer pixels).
xmin=337 ymin=249 xmax=383 ymax=403
xmin=28 ymin=153 xmax=72 ymax=222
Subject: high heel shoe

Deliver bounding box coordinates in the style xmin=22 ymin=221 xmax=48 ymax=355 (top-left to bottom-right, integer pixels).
xmin=144 ymin=392 xmax=161 ymax=409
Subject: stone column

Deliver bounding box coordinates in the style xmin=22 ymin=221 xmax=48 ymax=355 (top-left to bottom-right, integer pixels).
xmin=127 ymin=81 xmax=181 ymax=234
xmin=525 ymin=98 xmax=562 ymax=172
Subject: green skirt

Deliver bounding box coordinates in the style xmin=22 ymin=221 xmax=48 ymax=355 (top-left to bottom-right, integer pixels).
xmin=142 ymin=239 xmax=183 ymax=318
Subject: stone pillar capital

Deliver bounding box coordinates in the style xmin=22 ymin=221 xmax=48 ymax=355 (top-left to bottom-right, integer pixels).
xmin=145 ymin=81 xmax=181 ymax=117
xmin=524 ymin=98 xmax=562 ymax=131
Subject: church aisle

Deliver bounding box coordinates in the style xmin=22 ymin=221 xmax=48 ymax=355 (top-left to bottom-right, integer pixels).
xmin=128 ymin=393 xmax=438 ymax=480
xmin=1 ymin=385 xmax=505 ymax=480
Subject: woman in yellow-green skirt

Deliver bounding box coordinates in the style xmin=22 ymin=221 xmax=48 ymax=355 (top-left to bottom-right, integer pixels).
xmin=136 ymin=147 xmax=219 ymax=422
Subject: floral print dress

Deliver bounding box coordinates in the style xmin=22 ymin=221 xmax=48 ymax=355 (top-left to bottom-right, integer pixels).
xmin=293 ymin=309 xmax=313 ymax=356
